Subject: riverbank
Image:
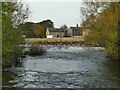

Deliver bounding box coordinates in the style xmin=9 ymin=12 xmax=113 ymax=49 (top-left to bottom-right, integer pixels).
xmin=25 ymin=37 xmax=99 ymax=47
xmin=25 ymin=37 xmax=84 ymax=43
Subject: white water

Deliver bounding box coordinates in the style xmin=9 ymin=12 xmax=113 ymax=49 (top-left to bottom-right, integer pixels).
xmin=21 ymin=46 xmax=106 ymax=73
xmin=4 ymin=46 xmax=118 ymax=88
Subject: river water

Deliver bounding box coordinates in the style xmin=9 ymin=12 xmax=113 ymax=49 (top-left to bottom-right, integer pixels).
xmin=2 ymin=45 xmax=119 ymax=88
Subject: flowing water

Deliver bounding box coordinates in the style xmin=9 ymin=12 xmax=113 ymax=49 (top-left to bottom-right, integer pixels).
xmin=2 ymin=45 xmax=119 ymax=88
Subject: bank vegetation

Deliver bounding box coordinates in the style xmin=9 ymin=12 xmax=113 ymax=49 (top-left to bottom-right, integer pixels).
xmin=81 ymin=2 xmax=120 ymax=60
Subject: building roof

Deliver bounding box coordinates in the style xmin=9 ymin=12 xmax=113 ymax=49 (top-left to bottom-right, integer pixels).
xmin=47 ymin=28 xmax=64 ymax=32
xmin=70 ymin=27 xmax=82 ymax=31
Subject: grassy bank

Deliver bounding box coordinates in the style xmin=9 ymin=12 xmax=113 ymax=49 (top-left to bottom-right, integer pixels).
xmin=25 ymin=37 xmax=100 ymax=46
xmin=25 ymin=37 xmax=84 ymax=44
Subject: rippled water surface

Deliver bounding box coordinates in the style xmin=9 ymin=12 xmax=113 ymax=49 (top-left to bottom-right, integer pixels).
xmin=2 ymin=45 xmax=119 ymax=88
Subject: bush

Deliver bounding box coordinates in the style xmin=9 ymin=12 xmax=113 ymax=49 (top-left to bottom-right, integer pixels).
xmin=26 ymin=45 xmax=46 ymax=56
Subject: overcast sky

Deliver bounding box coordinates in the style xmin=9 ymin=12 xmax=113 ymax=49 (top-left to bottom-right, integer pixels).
xmin=22 ymin=1 xmax=83 ymax=27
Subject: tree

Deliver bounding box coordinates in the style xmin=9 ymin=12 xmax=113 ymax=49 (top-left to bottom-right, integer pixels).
xmin=39 ymin=19 xmax=54 ymax=37
xmin=2 ymin=1 xmax=30 ymax=67
xmin=34 ymin=23 xmax=43 ymax=38
xmin=18 ymin=22 xmax=35 ymax=38
xmin=60 ymin=24 xmax=68 ymax=36
xmin=17 ymin=19 xmax=54 ymax=38
xmin=80 ymin=2 xmax=119 ymax=60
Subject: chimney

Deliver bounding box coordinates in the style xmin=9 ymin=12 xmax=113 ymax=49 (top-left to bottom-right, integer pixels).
xmin=76 ymin=24 xmax=78 ymax=27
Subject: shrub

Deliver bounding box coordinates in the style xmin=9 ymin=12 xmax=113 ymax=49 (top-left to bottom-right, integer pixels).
xmin=26 ymin=45 xmax=46 ymax=56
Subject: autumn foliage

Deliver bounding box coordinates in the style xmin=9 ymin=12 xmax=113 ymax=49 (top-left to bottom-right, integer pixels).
xmin=81 ymin=2 xmax=119 ymax=60
xmin=34 ymin=23 xmax=42 ymax=37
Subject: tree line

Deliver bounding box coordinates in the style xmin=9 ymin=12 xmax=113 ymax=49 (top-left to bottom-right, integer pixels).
xmin=2 ymin=1 xmax=30 ymax=67
xmin=18 ymin=20 xmax=69 ymax=38
xmin=18 ymin=19 xmax=54 ymax=38
xmin=81 ymin=2 xmax=120 ymax=60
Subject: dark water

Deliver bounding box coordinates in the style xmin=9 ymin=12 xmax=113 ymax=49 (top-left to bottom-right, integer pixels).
xmin=2 ymin=45 xmax=119 ymax=88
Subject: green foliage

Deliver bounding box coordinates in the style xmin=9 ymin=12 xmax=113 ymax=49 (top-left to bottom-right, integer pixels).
xmin=40 ymin=19 xmax=54 ymax=29
xmin=81 ymin=2 xmax=119 ymax=60
xmin=18 ymin=22 xmax=35 ymax=38
xmin=2 ymin=1 xmax=29 ymax=67
xmin=36 ymin=19 xmax=54 ymax=38
xmin=17 ymin=19 xmax=54 ymax=38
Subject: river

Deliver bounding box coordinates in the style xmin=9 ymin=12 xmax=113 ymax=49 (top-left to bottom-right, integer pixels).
xmin=2 ymin=45 xmax=119 ymax=88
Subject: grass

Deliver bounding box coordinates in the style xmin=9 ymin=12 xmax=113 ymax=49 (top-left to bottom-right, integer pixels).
xmin=25 ymin=37 xmax=84 ymax=44
xmin=25 ymin=37 xmax=99 ymax=46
